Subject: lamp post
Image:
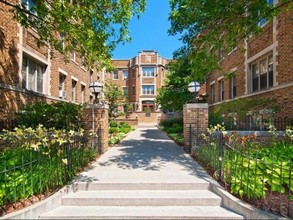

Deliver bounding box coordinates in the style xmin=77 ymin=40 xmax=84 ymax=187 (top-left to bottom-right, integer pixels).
xmin=188 ymin=81 xmax=201 ymax=103
xmin=89 ymin=81 xmax=103 ymax=103
xmin=187 ymin=81 xmax=201 ymax=154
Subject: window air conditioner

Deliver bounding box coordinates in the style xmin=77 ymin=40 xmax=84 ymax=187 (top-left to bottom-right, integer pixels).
xmin=59 ymin=90 xmax=66 ymax=98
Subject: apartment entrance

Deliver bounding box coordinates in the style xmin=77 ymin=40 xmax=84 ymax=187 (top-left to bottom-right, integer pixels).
xmin=142 ymin=100 xmax=155 ymax=112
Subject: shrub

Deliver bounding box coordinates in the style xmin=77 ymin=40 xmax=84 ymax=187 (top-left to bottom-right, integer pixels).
xmin=16 ymin=102 xmax=83 ymax=130
xmin=160 ymin=117 xmax=183 ymax=128
xmin=170 ymin=124 xmax=183 ymax=133
xmin=109 ymin=121 xmax=118 ymax=128
xmin=109 ymin=127 xmax=119 ymax=134
xmin=119 ymin=127 xmax=132 ymax=134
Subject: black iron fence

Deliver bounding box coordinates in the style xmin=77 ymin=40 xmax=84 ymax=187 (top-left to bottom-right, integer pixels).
xmin=0 ymin=127 xmax=101 ymax=216
xmin=214 ymin=117 xmax=293 ymax=131
xmin=0 ymin=120 xmax=17 ymax=132
xmin=190 ymin=124 xmax=293 ymax=218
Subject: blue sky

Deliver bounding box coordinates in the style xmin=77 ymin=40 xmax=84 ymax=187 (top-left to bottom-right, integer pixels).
xmin=112 ymin=0 xmax=182 ymax=60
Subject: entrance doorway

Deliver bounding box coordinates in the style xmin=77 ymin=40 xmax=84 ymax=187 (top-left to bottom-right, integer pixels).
xmin=142 ymin=100 xmax=155 ymax=112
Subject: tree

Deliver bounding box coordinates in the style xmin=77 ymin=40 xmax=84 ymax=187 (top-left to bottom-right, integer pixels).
xmin=1 ymin=0 xmax=146 ymax=69
xmin=168 ymin=0 xmax=292 ymax=81
xmin=104 ymin=82 xmax=124 ymax=119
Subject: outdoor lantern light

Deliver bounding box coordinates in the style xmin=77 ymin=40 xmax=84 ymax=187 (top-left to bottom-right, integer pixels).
xmin=89 ymin=81 xmax=102 ymax=103
xmin=188 ymin=81 xmax=201 ymax=102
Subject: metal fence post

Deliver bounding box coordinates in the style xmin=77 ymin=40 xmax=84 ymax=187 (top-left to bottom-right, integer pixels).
xmin=65 ymin=130 xmax=72 ymax=173
xmin=189 ymin=124 xmax=192 ymax=154
xmin=218 ymin=132 xmax=224 ymax=180
xmin=97 ymin=125 xmax=102 ymax=154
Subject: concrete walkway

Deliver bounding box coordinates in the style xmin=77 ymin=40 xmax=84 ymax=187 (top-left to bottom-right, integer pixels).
xmin=75 ymin=125 xmax=219 ymax=184
xmin=39 ymin=125 xmax=245 ymax=219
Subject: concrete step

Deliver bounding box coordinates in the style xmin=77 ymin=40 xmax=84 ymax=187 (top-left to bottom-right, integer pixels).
xmin=40 ymin=205 xmax=244 ymax=219
xmin=61 ymin=190 xmax=221 ymax=206
xmin=72 ymin=182 xmax=210 ymax=191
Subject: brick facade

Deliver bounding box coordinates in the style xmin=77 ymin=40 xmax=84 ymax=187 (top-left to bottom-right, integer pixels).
xmin=83 ymin=105 xmax=109 ymax=153
xmin=207 ymin=5 xmax=293 ymax=119
xmin=109 ymin=50 xmax=171 ymax=124
xmin=183 ymin=104 xmax=209 ymax=153
xmin=0 ymin=2 xmax=100 ymax=120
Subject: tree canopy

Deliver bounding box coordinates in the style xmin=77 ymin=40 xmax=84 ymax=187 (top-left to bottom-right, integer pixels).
xmin=104 ymin=82 xmax=124 ymax=119
xmin=1 ymin=0 xmax=146 ymax=69
xmin=168 ymin=0 xmax=292 ymax=80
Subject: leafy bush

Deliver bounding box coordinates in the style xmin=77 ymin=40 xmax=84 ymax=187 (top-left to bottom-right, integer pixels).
xmin=0 ymin=126 xmax=95 ymax=206
xmin=109 ymin=121 xmax=118 ymax=128
xmin=165 ymin=123 xmax=183 ymax=134
xmin=159 ymin=117 xmax=183 ymax=128
xmin=109 ymin=127 xmax=119 ymax=134
xmin=168 ymin=133 xmax=184 ymax=146
xmin=16 ymin=102 xmax=83 ymax=130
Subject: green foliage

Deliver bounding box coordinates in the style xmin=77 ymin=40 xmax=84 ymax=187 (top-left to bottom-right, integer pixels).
xmin=208 ymin=111 xmax=224 ymax=126
xmin=165 ymin=124 xmax=183 ymax=134
xmin=159 ymin=118 xmax=183 ymax=128
xmin=0 ymin=126 xmax=96 ymax=206
xmin=196 ymin=125 xmax=293 ymax=201
xmin=3 ymin=0 xmax=146 ymax=69
xmin=108 ymin=122 xmax=132 ymax=145
xmin=212 ymin=98 xmax=278 ymax=120
xmin=167 ymin=0 xmax=292 ymax=88
xmin=109 ymin=132 xmax=126 ymax=145
xmin=109 ymin=121 xmax=118 ymax=128
xmin=104 ymin=82 xmax=125 ymax=119
xmin=168 ymin=133 xmax=184 ymax=146
xmin=16 ymin=102 xmax=83 ymax=130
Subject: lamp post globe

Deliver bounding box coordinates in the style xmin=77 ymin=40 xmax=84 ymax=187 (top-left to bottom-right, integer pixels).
xmin=188 ymin=81 xmax=200 ymax=102
xmin=89 ymin=81 xmax=102 ymax=103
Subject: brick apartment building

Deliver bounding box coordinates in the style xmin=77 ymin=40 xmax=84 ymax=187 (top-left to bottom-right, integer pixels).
xmin=207 ymin=4 xmax=293 ymax=119
xmin=0 ymin=0 xmax=103 ymax=121
xmin=108 ymin=50 xmax=171 ymax=122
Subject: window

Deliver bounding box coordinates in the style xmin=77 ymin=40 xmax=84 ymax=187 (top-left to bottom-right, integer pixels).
xmin=132 ymin=86 xmax=135 ymax=95
xmin=60 ymin=33 xmax=65 ymax=50
xmin=219 ymin=79 xmax=224 ymax=101
xmin=22 ymin=56 xmax=45 ymax=93
xmin=142 ymin=85 xmax=155 ymax=95
xmin=90 ymin=69 xmax=93 ymax=82
xmin=71 ymin=80 xmax=77 ymax=102
xmin=142 ymin=67 xmax=155 ymax=77
xmin=210 ymin=84 xmax=215 ymax=104
xmin=59 ymin=73 xmax=66 ymax=99
xmin=113 ymin=70 xmax=118 ymax=80
xmin=123 ymin=87 xmax=128 ymax=96
xmin=229 ymin=75 xmax=237 ymax=99
xmin=249 ymin=54 xmax=273 ymax=93
xmin=81 ymin=57 xmax=86 ymax=70
xmin=81 ymin=85 xmax=85 ymax=103
xmin=122 ymin=70 xmax=128 ymax=80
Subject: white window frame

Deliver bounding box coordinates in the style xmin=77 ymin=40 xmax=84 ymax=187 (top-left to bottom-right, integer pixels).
xmin=122 ymin=70 xmax=128 ymax=80
xmin=113 ymin=70 xmax=118 ymax=80
xmin=71 ymin=79 xmax=77 ymax=102
xmin=218 ymin=79 xmax=224 ymax=102
xmin=249 ymin=53 xmax=274 ymax=93
xmin=142 ymin=85 xmax=155 ymax=95
xmin=22 ymin=55 xmax=46 ymax=93
xmin=81 ymin=84 xmax=86 ymax=104
xmin=142 ymin=67 xmax=155 ymax=77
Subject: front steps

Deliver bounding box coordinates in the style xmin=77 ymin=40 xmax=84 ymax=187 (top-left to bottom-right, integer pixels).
xmin=40 ymin=182 xmax=243 ymax=219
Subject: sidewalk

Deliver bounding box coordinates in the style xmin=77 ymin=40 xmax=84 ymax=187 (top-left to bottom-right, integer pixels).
xmin=75 ymin=125 xmax=218 ymax=185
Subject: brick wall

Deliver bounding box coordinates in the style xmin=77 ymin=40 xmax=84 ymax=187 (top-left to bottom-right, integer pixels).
xmin=207 ymin=6 xmax=293 ymax=119
xmin=0 ymin=0 xmax=19 ymax=86
xmin=183 ymin=104 xmax=209 ymax=153
xmin=83 ymin=105 xmax=109 ymax=153
xmin=0 ymin=2 xmax=100 ymax=120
